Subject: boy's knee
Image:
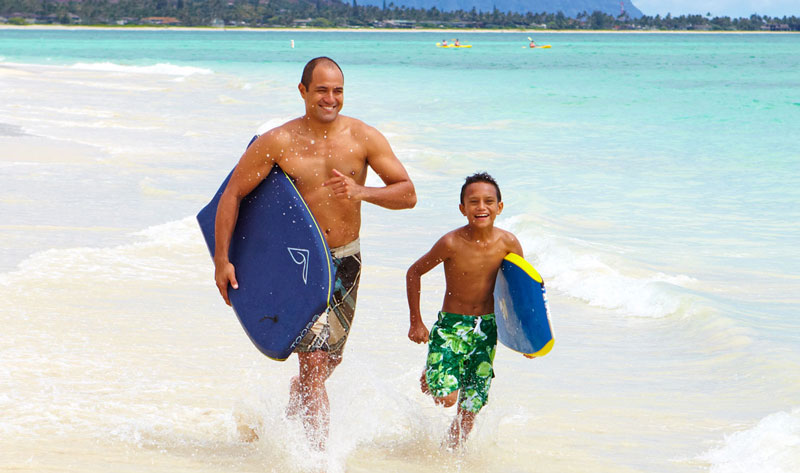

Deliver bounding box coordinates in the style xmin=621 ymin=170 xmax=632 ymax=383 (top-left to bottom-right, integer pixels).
xmin=434 ymin=391 xmax=458 ymax=408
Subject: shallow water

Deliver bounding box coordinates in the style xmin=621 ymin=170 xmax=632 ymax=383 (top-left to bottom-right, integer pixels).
xmin=1 ymin=30 xmax=798 ymax=472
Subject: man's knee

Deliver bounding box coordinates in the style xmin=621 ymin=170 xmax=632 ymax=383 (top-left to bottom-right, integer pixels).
xmin=298 ymin=351 xmax=329 ymax=379
xmin=327 ymin=353 xmax=342 ymax=370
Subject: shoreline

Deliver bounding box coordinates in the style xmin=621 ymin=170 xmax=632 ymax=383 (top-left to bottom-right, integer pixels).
xmin=0 ymin=24 xmax=797 ymax=34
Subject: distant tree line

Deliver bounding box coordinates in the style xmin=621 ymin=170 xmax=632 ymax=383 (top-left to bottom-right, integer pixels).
xmin=1 ymin=0 xmax=798 ymax=31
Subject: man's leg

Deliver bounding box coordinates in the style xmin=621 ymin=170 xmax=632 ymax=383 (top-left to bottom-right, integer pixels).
xmin=288 ymin=350 xmax=343 ymax=448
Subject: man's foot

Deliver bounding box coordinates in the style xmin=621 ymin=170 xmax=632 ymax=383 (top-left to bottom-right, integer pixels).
xmin=235 ymin=413 xmax=260 ymax=443
xmin=286 ymin=375 xmax=305 ymax=419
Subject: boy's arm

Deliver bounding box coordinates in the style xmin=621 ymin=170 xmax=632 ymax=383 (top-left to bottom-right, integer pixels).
xmin=406 ymin=238 xmax=449 ymax=344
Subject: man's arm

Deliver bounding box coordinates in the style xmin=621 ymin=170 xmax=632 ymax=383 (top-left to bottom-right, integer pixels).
xmin=406 ymin=237 xmax=449 ymax=344
xmin=214 ymin=133 xmax=280 ymax=305
xmin=324 ymin=124 xmax=416 ymax=209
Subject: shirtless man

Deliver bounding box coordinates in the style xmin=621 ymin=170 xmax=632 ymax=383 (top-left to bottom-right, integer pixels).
xmin=213 ymin=57 xmax=416 ymax=447
xmin=406 ymin=172 xmax=523 ymax=448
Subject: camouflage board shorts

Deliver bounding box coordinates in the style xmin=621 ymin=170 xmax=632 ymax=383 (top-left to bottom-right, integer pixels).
xmin=425 ymin=311 xmax=497 ymax=413
xmin=295 ymin=239 xmax=361 ymax=357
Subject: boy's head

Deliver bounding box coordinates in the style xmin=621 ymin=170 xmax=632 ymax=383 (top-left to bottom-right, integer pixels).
xmin=459 ymin=172 xmax=503 ymax=226
xmin=460 ymin=172 xmax=501 ymax=204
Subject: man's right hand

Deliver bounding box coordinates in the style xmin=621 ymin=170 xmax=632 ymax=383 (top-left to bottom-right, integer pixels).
xmin=215 ymin=261 xmax=238 ymax=306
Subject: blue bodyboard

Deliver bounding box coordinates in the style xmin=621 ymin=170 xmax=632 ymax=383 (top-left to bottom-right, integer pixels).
xmin=493 ymin=253 xmax=554 ymax=357
xmin=197 ymin=139 xmax=334 ymax=361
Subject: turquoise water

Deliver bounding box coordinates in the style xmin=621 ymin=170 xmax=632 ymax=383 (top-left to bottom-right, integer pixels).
xmin=1 ymin=29 xmax=799 ymax=472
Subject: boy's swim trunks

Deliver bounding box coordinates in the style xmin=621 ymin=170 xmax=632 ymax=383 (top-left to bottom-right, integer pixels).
xmin=295 ymin=239 xmax=361 ymax=357
xmin=425 ymin=311 xmax=497 ymax=413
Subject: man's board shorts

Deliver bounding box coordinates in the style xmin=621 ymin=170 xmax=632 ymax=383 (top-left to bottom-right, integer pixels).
xmin=295 ymin=239 xmax=361 ymax=358
xmin=425 ymin=311 xmax=497 ymax=413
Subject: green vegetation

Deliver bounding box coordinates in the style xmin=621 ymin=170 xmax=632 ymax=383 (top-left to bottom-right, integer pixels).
xmin=1 ymin=0 xmax=798 ymax=31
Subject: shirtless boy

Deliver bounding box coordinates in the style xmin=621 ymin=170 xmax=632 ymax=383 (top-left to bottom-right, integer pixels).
xmin=406 ymin=172 xmax=523 ymax=448
xmin=213 ymin=57 xmax=416 ymax=447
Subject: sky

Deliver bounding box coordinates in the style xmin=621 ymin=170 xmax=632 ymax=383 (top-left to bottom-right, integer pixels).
xmin=633 ymin=0 xmax=798 ymax=18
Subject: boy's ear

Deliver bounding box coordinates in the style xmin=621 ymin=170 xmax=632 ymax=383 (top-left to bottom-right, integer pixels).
xmin=498 ymin=201 xmax=504 ymax=214
xmin=459 ymin=203 xmax=466 ymax=216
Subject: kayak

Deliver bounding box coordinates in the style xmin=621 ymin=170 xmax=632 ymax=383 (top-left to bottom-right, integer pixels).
xmin=530 ymin=45 xmax=552 ymax=49
xmin=436 ymin=43 xmax=472 ymax=48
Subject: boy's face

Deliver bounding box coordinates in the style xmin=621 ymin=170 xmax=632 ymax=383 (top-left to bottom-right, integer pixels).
xmin=459 ymin=182 xmax=503 ymax=228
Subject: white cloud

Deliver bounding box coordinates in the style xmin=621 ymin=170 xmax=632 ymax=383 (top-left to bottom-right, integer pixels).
xmin=634 ymin=0 xmax=798 ymax=17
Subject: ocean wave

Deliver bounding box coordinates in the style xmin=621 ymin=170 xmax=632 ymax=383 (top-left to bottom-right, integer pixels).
xmin=505 ymin=215 xmax=698 ymax=319
xmin=69 ymin=61 xmax=213 ymax=76
xmin=700 ymin=408 xmax=800 ymax=473
xmin=0 ymin=217 xmax=208 ymax=286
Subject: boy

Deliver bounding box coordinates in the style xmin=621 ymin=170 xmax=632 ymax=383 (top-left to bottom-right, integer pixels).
xmin=406 ymin=172 xmax=524 ymax=448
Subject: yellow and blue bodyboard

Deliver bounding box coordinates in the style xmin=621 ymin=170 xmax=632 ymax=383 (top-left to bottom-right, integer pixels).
xmin=493 ymin=253 xmax=554 ymax=357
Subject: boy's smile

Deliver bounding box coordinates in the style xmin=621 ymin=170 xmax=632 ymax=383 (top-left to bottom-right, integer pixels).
xmin=460 ymin=182 xmax=503 ymax=227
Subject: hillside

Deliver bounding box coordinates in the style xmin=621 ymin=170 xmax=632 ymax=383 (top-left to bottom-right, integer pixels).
xmin=356 ymin=0 xmax=644 ymax=17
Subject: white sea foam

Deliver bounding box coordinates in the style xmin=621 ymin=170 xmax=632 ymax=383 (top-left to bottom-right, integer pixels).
xmin=256 ymin=117 xmax=294 ymax=135
xmin=0 ymin=217 xmax=206 ymax=286
xmin=505 ymin=215 xmax=698 ymax=319
xmin=700 ymin=408 xmax=800 ymax=473
xmin=69 ymin=62 xmax=213 ymax=76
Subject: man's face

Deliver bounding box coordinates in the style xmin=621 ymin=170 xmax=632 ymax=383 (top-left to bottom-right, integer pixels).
xmin=460 ymin=182 xmax=503 ymax=228
xmin=299 ymin=64 xmax=344 ymax=124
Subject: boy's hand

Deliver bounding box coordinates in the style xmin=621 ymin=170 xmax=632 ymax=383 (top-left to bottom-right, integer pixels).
xmin=524 ymin=354 xmax=536 ymax=359
xmin=408 ymin=321 xmax=429 ymax=344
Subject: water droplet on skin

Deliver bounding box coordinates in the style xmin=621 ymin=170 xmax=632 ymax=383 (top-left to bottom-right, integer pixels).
xmin=350 ymin=149 xmax=353 ymax=153
xmin=311 ymin=140 xmax=315 ymax=145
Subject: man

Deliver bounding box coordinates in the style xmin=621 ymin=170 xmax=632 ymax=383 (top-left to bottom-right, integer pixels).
xmin=213 ymin=57 xmax=416 ymax=447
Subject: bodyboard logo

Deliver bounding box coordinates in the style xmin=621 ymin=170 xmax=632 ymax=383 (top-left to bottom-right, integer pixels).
xmin=287 ymin=247 xmax=311 ymax=284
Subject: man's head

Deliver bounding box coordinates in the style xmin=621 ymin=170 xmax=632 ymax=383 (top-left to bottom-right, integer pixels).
xmin=459 ymin=172 xmax=503 ymax=227
xmin=298 ymin=57 xmax=344 ymax=124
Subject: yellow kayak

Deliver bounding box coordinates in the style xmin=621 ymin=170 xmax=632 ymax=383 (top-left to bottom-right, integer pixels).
xmin=436 ymin=43 xmax=472 ymax=48
xmin=530 ymin=45 xmax=552 ymax=49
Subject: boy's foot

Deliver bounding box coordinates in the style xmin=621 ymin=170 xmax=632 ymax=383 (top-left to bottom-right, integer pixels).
xmin=419 ymin=370 xmax=431 ymax=395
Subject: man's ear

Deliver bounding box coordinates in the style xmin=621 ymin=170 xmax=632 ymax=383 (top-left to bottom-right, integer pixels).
xmin=298 ymin=82 xmax=306 ymax=98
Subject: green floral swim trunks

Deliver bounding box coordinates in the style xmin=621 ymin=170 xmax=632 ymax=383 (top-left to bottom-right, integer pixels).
xmin=425 ymin=311 xmax=497 ymax=413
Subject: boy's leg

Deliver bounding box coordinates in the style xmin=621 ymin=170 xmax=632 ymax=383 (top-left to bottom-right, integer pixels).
xmin=446 ymin=406 xmax=478 ymax=449
xmin=420 ymin=370 xmax=458 ymax=407
xmin=421 ymin=312 xmax=466 ymax=407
